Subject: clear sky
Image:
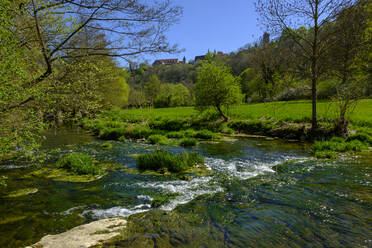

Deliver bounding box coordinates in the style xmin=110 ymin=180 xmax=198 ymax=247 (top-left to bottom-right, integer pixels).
xmin=145 ymin=0 xmax=263 ymax=64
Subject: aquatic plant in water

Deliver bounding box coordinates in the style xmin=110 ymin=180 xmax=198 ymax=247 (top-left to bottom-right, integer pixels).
xmin=313 ymin=132 xmax=372 ymax=158
xmin=179 ymin=138 xmax=197 ymax=147
xmin=56 ymin=153 xmax=101 ymax=175
xmin=137 ymin=150 xmax=204 ymax=173
xmin=148 ymin=135 xmax=169 ymax=145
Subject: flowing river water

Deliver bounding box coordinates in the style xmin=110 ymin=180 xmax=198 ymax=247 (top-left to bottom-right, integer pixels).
xmin=0 ymin=129 xmax=371 ymax=247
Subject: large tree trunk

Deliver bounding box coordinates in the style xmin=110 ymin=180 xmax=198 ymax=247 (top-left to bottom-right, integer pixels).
xmin=311 ymin=0 xmax=319 ymax=132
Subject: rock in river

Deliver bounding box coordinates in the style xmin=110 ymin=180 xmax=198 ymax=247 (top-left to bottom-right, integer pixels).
xmin=26 ymin=217 xmax=126 ymax=248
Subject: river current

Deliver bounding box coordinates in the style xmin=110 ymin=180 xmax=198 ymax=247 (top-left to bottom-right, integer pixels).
xmin=0 ymin=129 xmax=371 ymax=247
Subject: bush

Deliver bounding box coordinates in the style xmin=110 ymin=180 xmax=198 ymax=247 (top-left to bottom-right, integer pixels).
xmin=219 ymin=124 xmax=234 ymax=135
xmin=315 ymin=151 xmax=337 ymax=159
xmin=137 ymin=150 xmax=204 ymax=173
xmin=195 ymin=109 xmax=220 ymax=122
xmin=346 ymin=133 xmax=372 ymax=146
xmin=124 ymin=125 xmax=152 ymax=139
xmin=313 ymin=138 xmax=366 ymax=155
xmin=345 ymin=140 xmax=364 ymax=152
xmin=313 ymin=141 xmax=348 ymax=152
xmin=56 ymin=153 xmax=101 ymax=175
xmin=83 ymin=119 xmax=125 ymax=136
xmin=166 ymin=131 xmax=185 ymax=138
xmin=194 ymin=130 xmax=217 ymax=140
xmin=228 ymin=120 xmax=274 ymax=134
xmin=184 ymin=129 xmax=197 ymax=138
xmin=179 ymin=138 xmax=197 ymax=147
xmin=148 ymin=135 xmax=168 ymax=145
xmin=330 ymin=136 xmax=345 ymax=143
xmin=98 ymin=127 xmax=126 ymax=140
xmin=153 ymin=95 xmax=170 ymax=108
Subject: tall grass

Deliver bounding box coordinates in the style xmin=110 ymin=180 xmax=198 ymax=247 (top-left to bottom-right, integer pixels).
xmin=137 ymin=150 xmax=204 ymax=173
xmin=56 ymin=153 xmax=101 ymax=175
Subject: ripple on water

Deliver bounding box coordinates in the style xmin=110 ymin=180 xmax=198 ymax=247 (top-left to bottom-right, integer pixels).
xmin=80 ymin=154 xmax=308 ymax=219
xmin=205 ymin=155 xmax=305 ymax=180
xmin=82 ymin=204 xmax=152 ymax=219
xmin=137 ymin=177 xmax=224 ymax=211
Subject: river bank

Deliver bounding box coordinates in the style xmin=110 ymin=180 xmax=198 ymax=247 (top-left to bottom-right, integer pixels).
xmin=80 ymin=101 xmax=372 ymax=160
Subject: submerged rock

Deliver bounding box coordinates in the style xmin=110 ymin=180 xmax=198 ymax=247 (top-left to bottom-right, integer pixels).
xmin=24 ymin=162 xmax=123 ymax=183
xmin=6 ymin=188 xmax=38 ymax=198
xmin=0 ymin=216 xmax=26 ymax=225
xmin=24 ymin=168 xmax=103 ymax=183
xmin=26 ymin=217 xmax=126 ymax=248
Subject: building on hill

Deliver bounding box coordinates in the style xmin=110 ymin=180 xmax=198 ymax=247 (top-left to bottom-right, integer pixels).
xmin=194 ymin=55 xmax=206 ymax=63
xmin=194 ymin=51 xmax=225 ymax=64
xmin=152 ymin=59 xmax=179 ymax=66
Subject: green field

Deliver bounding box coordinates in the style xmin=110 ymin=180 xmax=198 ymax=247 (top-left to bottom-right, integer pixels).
xmin=108 ymin=99 xmax=372 ymax=127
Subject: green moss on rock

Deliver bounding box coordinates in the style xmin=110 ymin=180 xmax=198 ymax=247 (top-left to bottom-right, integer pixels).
xmin=7 ymin=188 xmax=38 ymax=198
xmin=26 ymin=168 xmax=103 ymax=183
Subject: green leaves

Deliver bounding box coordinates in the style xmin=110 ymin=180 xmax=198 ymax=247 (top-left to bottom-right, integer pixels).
xmin=194 ymin=61 xmax=242 ymax=119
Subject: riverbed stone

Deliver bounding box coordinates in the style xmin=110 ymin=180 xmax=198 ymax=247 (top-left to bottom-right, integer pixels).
xmin=26 ymin=217 xmax=126 ymax=248
xmin=6 ymin=188 xmax=38 ymax=198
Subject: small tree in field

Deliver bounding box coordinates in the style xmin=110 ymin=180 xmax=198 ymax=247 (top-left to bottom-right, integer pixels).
xmin=194 ymin=62 xmax=242 ymax=121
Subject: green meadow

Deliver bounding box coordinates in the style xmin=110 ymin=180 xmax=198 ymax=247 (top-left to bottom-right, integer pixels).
xmin=108 ymin=99 xmax=372 ymax=127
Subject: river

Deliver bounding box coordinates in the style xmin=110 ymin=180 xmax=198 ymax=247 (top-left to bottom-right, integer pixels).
xmin=0 ymin=129 xmax=371 ymax=247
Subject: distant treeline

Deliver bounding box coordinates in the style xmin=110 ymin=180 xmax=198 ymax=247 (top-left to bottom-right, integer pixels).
xmin=127 ymin=0 xmax=371 ymax=107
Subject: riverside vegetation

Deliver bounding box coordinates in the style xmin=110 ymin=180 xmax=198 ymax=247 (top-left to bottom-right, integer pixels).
xmin=1 ymin=0 xmax=372 ymax=247
xmin=81 ymin=99 xmax=372 ymax=161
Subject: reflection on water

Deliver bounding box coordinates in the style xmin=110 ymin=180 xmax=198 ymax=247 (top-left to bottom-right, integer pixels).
xmin=41 ymin=127 xmax=94 ymax=148
xmin=0 ymin=131 xmax=371 ymax=248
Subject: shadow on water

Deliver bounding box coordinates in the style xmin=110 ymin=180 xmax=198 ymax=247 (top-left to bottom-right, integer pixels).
xmin=0 ymin=129 xmax=371 ymax=247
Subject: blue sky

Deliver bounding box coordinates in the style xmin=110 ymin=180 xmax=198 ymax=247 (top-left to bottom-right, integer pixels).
xmin=145 ymin=0 xmax=263 ymax=64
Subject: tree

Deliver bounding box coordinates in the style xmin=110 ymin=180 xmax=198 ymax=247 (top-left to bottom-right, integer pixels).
xmin=101 ymin=70 xmax=130 ymax=109
xmin=194 ymin=62 xmax=242 ymax=121
xmin=251 ymin=40 xmax=282 ymax=100
xmin=0 ymin=0 xmax=45 ymax=157
xmin=327 ymin=1 xmax=370 ymax=135
xmin=129 ymin=88 xmax=147 ymax=108
xmin=363 ymin=0 xmax=372 ymax=96
xmin=11 ymin=0 xmax=182 ymax=108
xmin=144 ymin=75 xmax=161 ymax=104
xmin=239 ymin=68 xmax=257 ymax=102
xmin=47 ymin=57 xmax=105 ymax=122
xmin=170 ymin=84 xmax=192 ymax=107
xmin=153 ymin=83 xmax=191 ymax=108
xmin=256 ymin=0 xmax=356 ymax=130
xmin=0 ymin=0 xmax=181 ymax=157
